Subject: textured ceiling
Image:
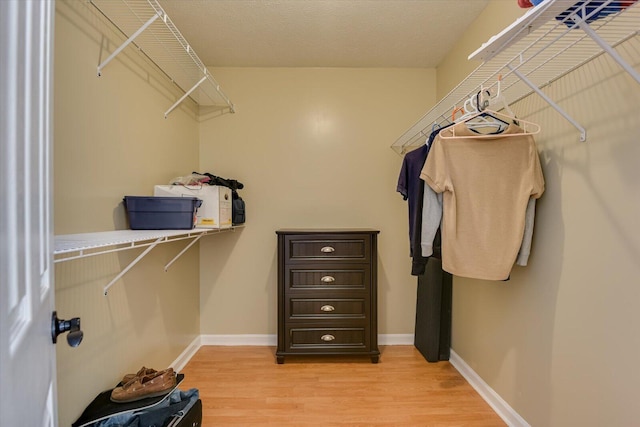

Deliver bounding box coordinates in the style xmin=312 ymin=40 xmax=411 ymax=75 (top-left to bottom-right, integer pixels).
xmin=157 ymin=0 xmax=491 ymax=68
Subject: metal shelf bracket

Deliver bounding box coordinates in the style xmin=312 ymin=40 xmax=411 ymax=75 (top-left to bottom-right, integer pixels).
xmin=96 ymin=11 xmax=160 ymax=77
xmin=507 ymin=64 xmax=587 ymax=141
xmin=164 ymin=74 xmax=207 ymax=118
xmin=164 ymin=233 xmax=204 ymax=271
xmin=103 ymin=237 xmax=163 ymax=295
xmin=573 ymin=17 xmax=640 ymax=85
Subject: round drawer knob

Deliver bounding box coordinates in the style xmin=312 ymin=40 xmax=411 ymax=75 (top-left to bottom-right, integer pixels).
xmin=321 ymin=334 xmax=335 ymax=342
xmin=320 ymin=275 xmax=335 ymax=283
xmin=320 ymin=305 xmax=335 ymax=312
xmin=320 ymin=246 xmax=335 ymax=253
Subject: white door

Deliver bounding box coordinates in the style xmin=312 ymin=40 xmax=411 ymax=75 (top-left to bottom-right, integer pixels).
xmin=0 ymin=0 xmax=58 ymax=426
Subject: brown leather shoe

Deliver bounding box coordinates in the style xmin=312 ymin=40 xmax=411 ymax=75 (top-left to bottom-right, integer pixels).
xmin=110 ymin=368 xmax=177 ymax=403
xmin=121 ymin=366 xmax=157 ymax=385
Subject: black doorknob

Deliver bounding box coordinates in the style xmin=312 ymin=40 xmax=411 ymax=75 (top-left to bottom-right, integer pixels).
xmin=51 ymin=311 xmax=83 ymax=347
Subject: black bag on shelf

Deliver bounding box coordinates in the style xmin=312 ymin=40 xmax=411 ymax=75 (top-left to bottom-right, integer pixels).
xmin=232 ymin=192 xmax=245 ymax=225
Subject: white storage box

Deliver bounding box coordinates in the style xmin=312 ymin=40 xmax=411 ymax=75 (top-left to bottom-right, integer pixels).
xmin=154 ymin=185 xmax=232 ymax=229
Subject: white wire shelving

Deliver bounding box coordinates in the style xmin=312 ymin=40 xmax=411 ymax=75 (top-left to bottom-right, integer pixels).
xmin=54 ymin=226 xmax=243 ymax=295
xmin=391 ymin=0 xmax=640 ymax=154
xmin=90 ymin=0 xmax=235 ymax=118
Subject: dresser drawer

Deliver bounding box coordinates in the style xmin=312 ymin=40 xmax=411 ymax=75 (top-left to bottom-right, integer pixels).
xmin=287 ymin=267 xmax=369 ymax=290
xmin=285 ymin=235 xmax=371 ymax=262
xmin=289 ymin=298 xmax=366 ymax=319
xmin=288 ymin=327 xmax=367 ymax=350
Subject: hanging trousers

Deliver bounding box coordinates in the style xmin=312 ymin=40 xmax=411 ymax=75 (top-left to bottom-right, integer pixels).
xmin=414 ymin=257 xmax=452 ymax=362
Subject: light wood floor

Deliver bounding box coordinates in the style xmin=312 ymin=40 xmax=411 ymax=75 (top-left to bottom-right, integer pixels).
xmin=179 ymin=345 xmax=505 ymax=426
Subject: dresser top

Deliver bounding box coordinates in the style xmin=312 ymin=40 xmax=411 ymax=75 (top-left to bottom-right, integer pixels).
xmin=276 ymin=228 xmax=380 ymax=235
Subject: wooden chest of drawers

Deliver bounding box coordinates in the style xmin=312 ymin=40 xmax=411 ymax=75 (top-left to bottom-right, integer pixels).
xmin=275 ymin=229 xmax=380 ymax=364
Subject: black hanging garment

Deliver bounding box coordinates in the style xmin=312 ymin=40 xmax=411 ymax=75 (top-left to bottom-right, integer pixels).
xmin=396 ymin=144 xmax=430 ymax=275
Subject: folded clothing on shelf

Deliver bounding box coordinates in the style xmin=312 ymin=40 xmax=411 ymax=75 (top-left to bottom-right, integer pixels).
xmin=531 ymin=0 xmax=637 ymax=25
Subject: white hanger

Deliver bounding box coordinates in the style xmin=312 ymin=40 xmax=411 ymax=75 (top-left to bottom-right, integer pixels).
xmin=454 ymin=88 xmax=507 ymax=133
xmin=485 ymin=76 xmax=516 ymax=117
xmin=439 ymin=108 xmax=541 ymax=139
xmin=456 ymin=91 xmax=481 ymax=121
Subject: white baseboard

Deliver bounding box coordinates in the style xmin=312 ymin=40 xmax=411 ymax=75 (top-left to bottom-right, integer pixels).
xmin=378 ymin=334 xmax=414 ymax=345
xmin=449 ymin=349 xmax=530 ymax=427
xmin=200 ymin=334 xmax=277 ymax=346
xmin=171 ymin=335 xmax=202 ymax=372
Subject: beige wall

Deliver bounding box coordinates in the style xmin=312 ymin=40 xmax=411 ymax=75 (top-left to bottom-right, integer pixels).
xmin=53 ymin=0 xmax=640 ymax=425
xmin=438 ymin=2 xmax=640 ymax=426
xmin=197 ymin=67 xmax=436 ymax=336
xmin=436 ymin=1 xmax=524 ymax=99
xmin=54 ymin=1 xmax=200 ymax=425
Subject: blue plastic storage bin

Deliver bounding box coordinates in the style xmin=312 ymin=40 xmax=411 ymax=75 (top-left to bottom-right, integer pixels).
xmin=123 ymin=196 xmax=202 ymax=230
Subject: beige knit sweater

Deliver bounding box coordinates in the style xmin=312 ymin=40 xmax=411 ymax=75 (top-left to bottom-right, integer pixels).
xmin=420 ymin=122 xmax=544 ymax=281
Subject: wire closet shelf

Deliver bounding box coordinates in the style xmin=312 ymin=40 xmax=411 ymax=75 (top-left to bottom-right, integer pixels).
xmin=54 ymin=226 xmax=243 ymax=295
xmin=391 ymin=0 xmax=640 ymax=154
xmin=90 ymin=0 xmax=235 ymax=117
